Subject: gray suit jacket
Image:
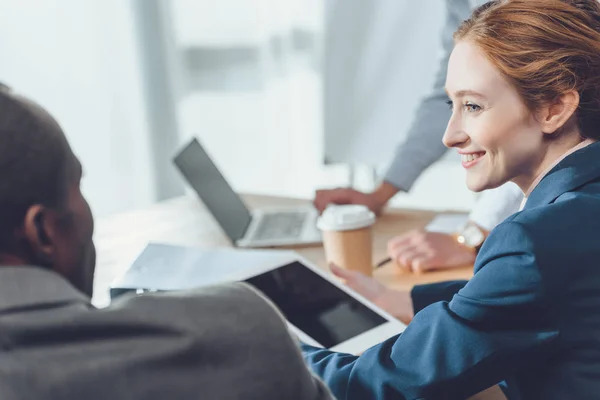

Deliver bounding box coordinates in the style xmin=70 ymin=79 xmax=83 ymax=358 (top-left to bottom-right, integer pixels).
xmin=0 ymin=266 xmax=333 ymax=400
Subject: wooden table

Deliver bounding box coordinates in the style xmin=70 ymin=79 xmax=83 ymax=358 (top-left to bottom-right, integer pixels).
xmin=92 ymin=194 xmax=473 ymax=307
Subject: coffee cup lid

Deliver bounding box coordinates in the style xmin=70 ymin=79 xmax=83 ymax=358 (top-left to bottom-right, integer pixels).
xmin=317 ymin=204 xmax=376 ymax=231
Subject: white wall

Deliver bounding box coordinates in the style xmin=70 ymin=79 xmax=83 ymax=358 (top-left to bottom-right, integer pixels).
xmin=323 ymin=0 xmax=447 ymax=165
xmin=173 ymin=0 xmax=325 ymax=199
xmin=0 ymin=0 xmax=155 ymax=217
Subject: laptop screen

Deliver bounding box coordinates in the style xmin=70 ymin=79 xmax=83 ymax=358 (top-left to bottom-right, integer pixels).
xmin=174 ymin=138 xmax=252 ymax=242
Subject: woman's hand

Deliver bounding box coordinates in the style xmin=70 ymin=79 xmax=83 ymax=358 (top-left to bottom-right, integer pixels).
xmin=387 ymin=230 xmax=476 ymax=273
xmin=330 ymin=264 xmax=414 ymax=325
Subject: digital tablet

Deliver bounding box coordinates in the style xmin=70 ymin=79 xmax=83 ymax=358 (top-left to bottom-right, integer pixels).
xmin=241 ymin=257 xmax=406 ymax=354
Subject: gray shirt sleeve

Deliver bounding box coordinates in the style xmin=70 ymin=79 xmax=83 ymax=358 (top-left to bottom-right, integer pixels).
xmin=1 ymin=279 xmax=335 ymax=400
xmin=383 ymin=0 xmax=474 ymax=192
xmin=235 ymin=283 xmax=336 ymax=400
xmin=113 ymin=283 xmax=335 ymax=400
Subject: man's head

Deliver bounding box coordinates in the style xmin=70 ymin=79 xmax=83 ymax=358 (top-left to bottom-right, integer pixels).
xmin=0 ymin=85 xmax=95 ymax=296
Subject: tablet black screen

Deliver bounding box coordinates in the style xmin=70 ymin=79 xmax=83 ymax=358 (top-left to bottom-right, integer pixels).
xmin=245 ymin=261 xmax=386 ymax=348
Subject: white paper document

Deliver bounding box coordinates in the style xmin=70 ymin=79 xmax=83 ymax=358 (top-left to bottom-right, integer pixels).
xmin=111 ymin=243 xmax=297 ymax=292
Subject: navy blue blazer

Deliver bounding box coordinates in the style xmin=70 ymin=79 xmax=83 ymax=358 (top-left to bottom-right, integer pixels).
xmin=302 ymin=141 xmax=600 ymax=399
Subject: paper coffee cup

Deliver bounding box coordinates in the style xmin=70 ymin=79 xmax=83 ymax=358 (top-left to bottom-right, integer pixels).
xmin=317 ymin=205 xmax=376 ymax=276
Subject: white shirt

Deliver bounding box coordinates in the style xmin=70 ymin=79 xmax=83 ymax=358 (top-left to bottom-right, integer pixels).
xmin=469 ymin=183 xmax=524 ymax=231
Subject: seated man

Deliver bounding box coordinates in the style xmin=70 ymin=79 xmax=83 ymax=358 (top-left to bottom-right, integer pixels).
xmin=0 ymin=85 xmax=332 ymax=400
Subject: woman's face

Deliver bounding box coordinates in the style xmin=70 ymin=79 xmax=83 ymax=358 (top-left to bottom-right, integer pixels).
xmin=443 ymin=40 xmax=546 ymax=193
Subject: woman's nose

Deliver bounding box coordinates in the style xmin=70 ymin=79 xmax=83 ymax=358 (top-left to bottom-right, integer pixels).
xmin=442 ymin=118 xmax=469 ymax=149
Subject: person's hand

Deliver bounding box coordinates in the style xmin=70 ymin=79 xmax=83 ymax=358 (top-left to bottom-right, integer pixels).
xmin=313 ymin=188 xmax=384 ymax=215
xmin=314 ymin=182 xmax=400 ymax=215
xmin=387 ymin=230 xmax=476 ymax=273
xmin=330 ymin=264 xmax=414 ymax=324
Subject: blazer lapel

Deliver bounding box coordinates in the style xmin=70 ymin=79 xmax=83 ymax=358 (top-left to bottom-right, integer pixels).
xmin=525 ymin=141 xmax=600 ymax=209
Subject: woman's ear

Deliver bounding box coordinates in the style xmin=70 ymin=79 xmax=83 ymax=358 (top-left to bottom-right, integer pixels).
xmin=539 ymin=90 xmax=580 ymax=135
xmin=23 ymin=205 xmax=55 ymax=265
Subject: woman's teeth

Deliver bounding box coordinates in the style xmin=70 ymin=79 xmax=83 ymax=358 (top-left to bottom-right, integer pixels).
xmin=461 ymin=153 xmax=484 ymax=163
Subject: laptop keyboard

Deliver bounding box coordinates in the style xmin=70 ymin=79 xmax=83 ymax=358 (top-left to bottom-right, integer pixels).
xmin=252 ymin=211 xmax=307 ymax=241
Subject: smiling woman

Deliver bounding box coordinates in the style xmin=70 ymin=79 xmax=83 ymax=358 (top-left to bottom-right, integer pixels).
xmin=301 ymin=1 xmax=600 ymax=399
xmin=443 ymin=40 xmax=587 ymax=192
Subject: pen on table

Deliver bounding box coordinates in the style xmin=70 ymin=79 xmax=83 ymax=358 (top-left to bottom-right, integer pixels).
xmin=373 ymin=256 xmax=392 ymax=269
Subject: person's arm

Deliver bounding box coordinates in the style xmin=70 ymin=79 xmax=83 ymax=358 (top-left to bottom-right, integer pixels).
xmin=381 ymin=0 xmax=474 ymax=193
xmin=303 ymin=221 xmax=559 ymax=399
xmin=410 ymin=280 xmax=468 ymax=313
xmin=386 ymin=184 xmax=522 ymax=274
xmin=330 ymin=264 xmax=467 ymax=320
xmin=230 ymin=283 xmax=335 ymax=400
xmin=134 ymin=283 xmax=334 ymax=400
xmin=369 ymin=181 xmax=400 ymax=211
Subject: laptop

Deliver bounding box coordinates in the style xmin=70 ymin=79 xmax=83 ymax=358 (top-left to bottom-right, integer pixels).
xmin=173 ymin=138 xmax=322 ymax=248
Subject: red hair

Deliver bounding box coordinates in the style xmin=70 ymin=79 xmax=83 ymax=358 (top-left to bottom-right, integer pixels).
xmin=455 ymin=0 xmax=600 ymax=139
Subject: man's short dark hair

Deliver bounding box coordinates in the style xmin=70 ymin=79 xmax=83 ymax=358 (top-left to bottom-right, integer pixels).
xmin=0 ymin=85 xmax=70 ymax=250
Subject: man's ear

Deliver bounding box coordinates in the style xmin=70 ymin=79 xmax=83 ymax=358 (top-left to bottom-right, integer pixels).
xmin=538 ymin=90 xmax=580 ymax=135
xmin=23 ymin=205 xmax=55 ymax=265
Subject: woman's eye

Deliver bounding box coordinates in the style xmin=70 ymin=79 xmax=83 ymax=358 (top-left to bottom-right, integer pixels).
xmin=464 ymin=102 xmax=482 ymax=113
xmin=446 ymin=100 xmax=453 ymax=110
